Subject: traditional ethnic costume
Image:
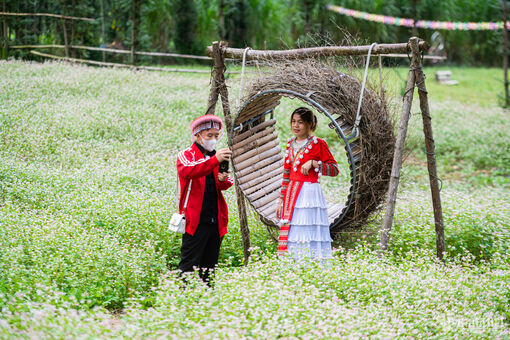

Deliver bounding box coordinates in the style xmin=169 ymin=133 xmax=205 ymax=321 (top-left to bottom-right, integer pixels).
xmin=176 ymin=115 xmax=233 ymax=282
xmin=278 ymin=136 xmax=339 ymax=262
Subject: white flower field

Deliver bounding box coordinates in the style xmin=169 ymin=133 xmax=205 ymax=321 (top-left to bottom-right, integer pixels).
xmin=0 ymin=60 xmax=508 ymax=338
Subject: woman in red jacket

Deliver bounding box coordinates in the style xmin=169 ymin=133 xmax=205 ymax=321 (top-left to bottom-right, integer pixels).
xmin=176 ymin=115 xmax=233 ymax=283
xmin=276 ymin=107 xmax=339 ymax=263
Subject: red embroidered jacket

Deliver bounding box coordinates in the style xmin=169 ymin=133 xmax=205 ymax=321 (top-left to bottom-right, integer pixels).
xmin=277 ymin=136 xmax=338 ymax=256
xmin=280 ymin=136 xmax=339 ymax=199
xmin=176 ymin=143 xmax=233 ymax=237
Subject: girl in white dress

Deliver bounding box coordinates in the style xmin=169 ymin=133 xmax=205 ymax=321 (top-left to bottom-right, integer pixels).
xmin=276 ymin=107 xmax=339 ymax=263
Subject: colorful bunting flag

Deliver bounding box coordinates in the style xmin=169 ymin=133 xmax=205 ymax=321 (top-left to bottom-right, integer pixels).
xmin=327 ymin=4 xmax=508 ymax=31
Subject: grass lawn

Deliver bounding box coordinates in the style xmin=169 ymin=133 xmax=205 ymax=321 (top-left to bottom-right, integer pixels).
xmin=0 ymin=60 xmax=508 ymax=338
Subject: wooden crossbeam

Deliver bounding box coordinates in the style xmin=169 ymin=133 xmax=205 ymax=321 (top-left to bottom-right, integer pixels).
xmin=207 ymin=41 xmax=429 ymax=60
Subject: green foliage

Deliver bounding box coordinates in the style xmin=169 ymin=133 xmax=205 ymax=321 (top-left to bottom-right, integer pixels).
xmin=3 ymin=0 xmax=507 ymax=65
xmin=173 ymin=0 xmax=200 ymax=54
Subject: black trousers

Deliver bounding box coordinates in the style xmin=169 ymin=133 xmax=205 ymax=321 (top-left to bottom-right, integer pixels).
xmin=178 ymin=222 xmax=222 ymax=283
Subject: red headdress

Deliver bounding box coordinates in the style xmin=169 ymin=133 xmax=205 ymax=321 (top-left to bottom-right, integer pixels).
xmin=190 ymin=115 xmax=224 ymax=142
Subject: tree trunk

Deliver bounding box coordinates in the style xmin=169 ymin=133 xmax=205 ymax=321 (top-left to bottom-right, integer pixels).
xmin=71 ymin=0 xmax=76 ymax=58
xmin=503 ymin=0 xmax=509 ymax=106
xmin=130 ymin=0 xmax=136 ymax=66
xmin=100 ymin=0 xmax=105 ymax=62
xmin=62 ymin=19 xmax=69 ymax=58
xmin=2 ymin=0 xmax=7 ymax=60
xmin=304 ymin=0 xmax=311 ymax=35
xmin=32 ymin=0 xmax=37 ymax=39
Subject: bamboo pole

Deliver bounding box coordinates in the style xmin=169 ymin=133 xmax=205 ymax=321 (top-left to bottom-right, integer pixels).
xmin=28 ymin=50 xmax=211 ymax=73
xmin=135 ymin=50 xmax=211 ymax=59
xmin=243 ymin=172 xmax=282 ymax=195
xmin=411 ymin=41 xmax=446 ymax=261
xmin=238 ymin=160 xmax=282 ymax=185
xmin=376 ymin=53 xmax=445 ymax=60
xmin=12 ymin=44 xmax=213 ymax=60
xmin=380 ymin=37 xmax=419 ymax=253
xmin=234 ymin=145 xmax=281 ymax=171
xmin=0 ymin=12 xmax=95 ymax=22
xmin=212 ymin=41 xmax=251 ymax=265
xmin=234 ymin=139 xmax=279 ymax=164
xmin=237 ymin=154 xmax=281 ymax=178
xmin=233 ymin=131 xmax=277 ymax=157
xmin=30 ymin=50 xmax=129 ymax=67
xmin=232 ymin=119 xmax=276 ymax=143
xmin=503 ymin=0 xmax=509 ymax=107
xmin=207 ymin=41 xmax=429 ymax=61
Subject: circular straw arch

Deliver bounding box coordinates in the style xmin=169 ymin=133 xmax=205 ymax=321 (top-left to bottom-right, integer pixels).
xmin=229 ymin=62 xmax=395 ymax=238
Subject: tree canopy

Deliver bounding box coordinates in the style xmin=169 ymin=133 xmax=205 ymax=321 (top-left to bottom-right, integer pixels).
xmin=1 ymin=0 xmax=504 ymax=65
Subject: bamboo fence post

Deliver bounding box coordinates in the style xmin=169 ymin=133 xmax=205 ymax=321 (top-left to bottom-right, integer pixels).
xmin=130 ymin=0 xmax=136 ymax=66
xmin=411 ymin=40 xmax=446 ymax=261
xmin=380 ymin=37 xmax=420 ymax=253
xmin=2 ymin=0 xmax=7 ymax=60
xmin=503 ymin=0 xmax=509 ymax=107
xmin=212 ymin=41 xmax=251 ymax=265
xmin=100 ymin=0 xmax=105 ymax=62
xmin=205 ymin=41 xmax=221 ymax=115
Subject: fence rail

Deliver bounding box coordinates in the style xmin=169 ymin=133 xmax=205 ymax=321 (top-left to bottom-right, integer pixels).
xmin=28 ymin=50 xmax=247 ymax=74
xmin=13 ymin=44 xmax=213 ymax=60
xmin=0 ymin=12 xmax=95 ymax=22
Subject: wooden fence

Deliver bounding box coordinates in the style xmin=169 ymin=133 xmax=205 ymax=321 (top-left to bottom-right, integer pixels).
xmin=1 ymin=10 xmax=445 ymax=74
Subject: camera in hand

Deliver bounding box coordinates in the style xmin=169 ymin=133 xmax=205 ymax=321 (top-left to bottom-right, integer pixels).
xmin=219 ymin=160 xmax=229 ymax=173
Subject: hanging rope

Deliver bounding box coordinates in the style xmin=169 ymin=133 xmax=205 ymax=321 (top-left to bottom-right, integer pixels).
xmin=349 ymin=42 xmax=377 ymax=140
xmin=238 ymin=47 xmax=252 ymax=107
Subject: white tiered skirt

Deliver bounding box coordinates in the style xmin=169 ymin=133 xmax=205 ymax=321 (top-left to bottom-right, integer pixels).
xmin=287 ymin=182 xmax=333 ymax=262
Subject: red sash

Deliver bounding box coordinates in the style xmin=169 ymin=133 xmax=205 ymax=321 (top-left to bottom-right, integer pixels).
xmin=278 ymin=180 xmax=304 ymax=256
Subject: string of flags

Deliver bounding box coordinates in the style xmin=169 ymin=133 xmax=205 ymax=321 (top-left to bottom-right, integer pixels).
xmin=327 ymin=4 xmax=509 ymax=31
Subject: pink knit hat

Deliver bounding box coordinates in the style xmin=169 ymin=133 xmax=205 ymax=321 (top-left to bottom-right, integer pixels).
xmin=190 ymin=115 xmax=224 ymax=141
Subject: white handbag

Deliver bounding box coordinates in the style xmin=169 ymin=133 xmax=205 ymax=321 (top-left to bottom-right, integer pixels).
xmin=169 ymin=179 xmax=192 ymax=234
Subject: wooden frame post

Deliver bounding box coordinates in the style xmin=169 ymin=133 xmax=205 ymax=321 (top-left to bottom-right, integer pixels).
xmin=208 ymin=41 xmax=251 ymax=265
xmin=380 ymin=38 xmax=418 ymax=253
xmin=380 ymin=37 xmax=445 ymax=260
xmin=413 ymin=42 xmax=445 ymax=261
xmin=205 ymin=42 xmax=220 ymax=115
